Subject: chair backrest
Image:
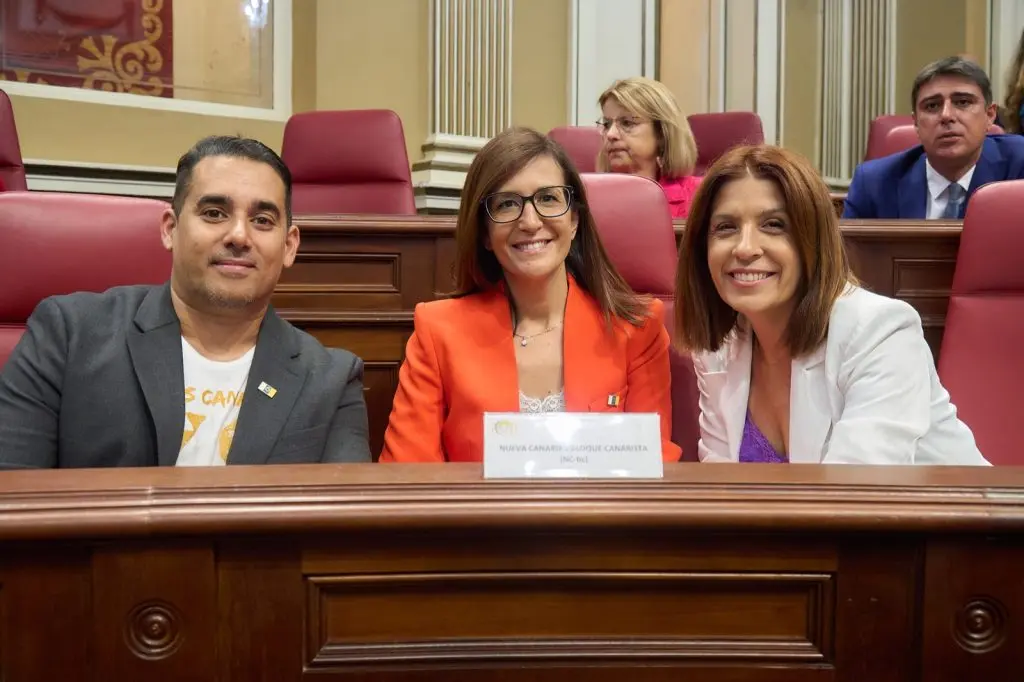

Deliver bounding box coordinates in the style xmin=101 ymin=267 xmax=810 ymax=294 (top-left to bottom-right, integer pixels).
xmin=0 ymin=192 xmax=171 ymax=369
xmin=867 ymin=118 xmax=1006 ymax=160
xmin=0 ymin=89 xmax=27 ymax=192
xmin=548 ymin=126 xmax=603 ymax=173
xmin=687 ymin=112 xmax=764 ymax=175
xmin=864 ymin=114 xmax=914 ymax=160
xmin=281 ymin=109 xmax=416 ymax=215
xmin=580 ymin=173 xmax=698 ymax=458
xmin=938 ymin=180 xmax=1024 ymax=465
xmin=875 ymin=124 xmax=922 ymax=159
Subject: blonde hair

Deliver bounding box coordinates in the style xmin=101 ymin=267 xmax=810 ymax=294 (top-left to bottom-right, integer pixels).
xmin=597 ymin=77 xmax=698 ymax=178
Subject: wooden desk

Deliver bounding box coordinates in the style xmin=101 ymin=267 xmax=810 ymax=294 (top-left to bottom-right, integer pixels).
xmin=0 ymin=463 xmax=1019 ymax=681
xmin=277 ymin=216 xmax=959 ymax=453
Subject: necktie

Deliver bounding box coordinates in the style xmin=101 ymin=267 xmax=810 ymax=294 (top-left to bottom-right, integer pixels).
xmin=942 ymin=183 xmax=966 ymax=219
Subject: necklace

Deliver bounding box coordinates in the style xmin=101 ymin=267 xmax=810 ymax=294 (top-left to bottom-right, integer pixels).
xmin=514 ymin=322 xmax=562 ymax=347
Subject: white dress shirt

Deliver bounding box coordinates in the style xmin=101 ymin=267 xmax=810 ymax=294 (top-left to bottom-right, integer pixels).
xmin=925 ymin=160 xmax=974 ymax=219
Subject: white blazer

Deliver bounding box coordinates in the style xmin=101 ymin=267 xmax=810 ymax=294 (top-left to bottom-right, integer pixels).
xmin=692 ymin=286 xmax=989 ymax=465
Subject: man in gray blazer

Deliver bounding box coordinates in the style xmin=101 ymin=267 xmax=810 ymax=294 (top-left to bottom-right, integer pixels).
xmin=0 ymin=136 xmax=371 ymax=468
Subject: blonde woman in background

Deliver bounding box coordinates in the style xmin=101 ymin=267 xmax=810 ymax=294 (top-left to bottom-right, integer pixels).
xmin=597 ymin=77 xmax=702 ymax=218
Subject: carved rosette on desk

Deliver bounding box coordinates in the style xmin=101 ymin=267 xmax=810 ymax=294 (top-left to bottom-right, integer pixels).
xmin=125 ymin=600 xmax=183 ymax=660
xmin=954 ymin=597 xmax=1007 ymax=654
xmin=0 ymin=0 xmax=174 ymax=97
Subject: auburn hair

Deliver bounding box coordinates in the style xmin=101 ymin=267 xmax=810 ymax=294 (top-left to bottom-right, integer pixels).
xmin=675 ymin=144 xmax=855 ymax=355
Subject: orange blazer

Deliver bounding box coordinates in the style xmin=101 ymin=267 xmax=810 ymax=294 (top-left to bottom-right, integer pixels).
xmin=380 ymin=277 xmax=681 ymax=463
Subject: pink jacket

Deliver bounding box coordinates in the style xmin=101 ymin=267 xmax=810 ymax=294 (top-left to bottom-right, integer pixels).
xmin=659 ymin=175 xmax=702 ymax=218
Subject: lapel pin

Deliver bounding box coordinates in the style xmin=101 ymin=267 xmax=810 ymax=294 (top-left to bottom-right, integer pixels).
xmin=607 ymin=394 xmax=620 ymax=407
xmin=257 ymin=381 xmax=278 ymax=399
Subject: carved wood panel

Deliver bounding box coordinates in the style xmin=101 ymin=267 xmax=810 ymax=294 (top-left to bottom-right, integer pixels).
xmin=921 ymin=539 xmax=1024 ymax=681
xmin=92 ymin=544 xmax=217 ymax=681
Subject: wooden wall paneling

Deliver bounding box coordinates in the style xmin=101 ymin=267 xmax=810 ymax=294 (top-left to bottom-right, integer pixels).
xmin=91 ymin=543 xmax=217 ymax=681
xmin=920 ymin=538 xmax=1024 ymax=682
xmin=0 ymin=464 xmax=1022 ymax=680
xmin=0 ymin=545 xmax=92 ymax=681
xmin=217 ymin=540 xmax=305 ymax=681
xmin=834 ymin=539 xmax=922 ymax=682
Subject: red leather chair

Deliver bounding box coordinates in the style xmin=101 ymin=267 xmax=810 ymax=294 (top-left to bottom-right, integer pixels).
xmin=687 ymin=112 xmax=764 ymax=175
xmin=548 ymin=126 xmax=603 ymax=173
xmin=866 ymin=117 xmax=1006 ymax=160
xmin=0 ymin=192 xmax=171 ymax=369
xmin=580 ymin=173 xmax=698 ymax=459
xmin=864 ymin=115 xmax=914 ymax=160
xmin=0 ymin=89 xmax=27 ymax=192
xmin=938 ymin=180 xmax=1024 ymax=465
xmin=281 ymin=109 xmax=416 ymax=215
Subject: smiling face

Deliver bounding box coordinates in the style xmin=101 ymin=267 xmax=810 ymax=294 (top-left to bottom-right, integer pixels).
xmin=483 ymin=155 xmax=578 ymax=285
xmin=706 ymin=174 xmax=801 ymax=327
xmin=599 ymin=96 xmax=660 ymax=178
xmin=161 ymin=155 xmax=299 ymax=313
xmin=913 ymin=75 xmax=996 ymax=174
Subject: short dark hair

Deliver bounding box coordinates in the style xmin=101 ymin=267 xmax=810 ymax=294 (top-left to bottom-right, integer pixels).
xmin=676 ymin=144 xmax=856 ymax=356
xmin=911 ymin=56 xmax=993 ymax=112
xmin=453 ymin=126 xmax=649 ymax=326
xmin=171 ymin=135 xmax=293 ymax=223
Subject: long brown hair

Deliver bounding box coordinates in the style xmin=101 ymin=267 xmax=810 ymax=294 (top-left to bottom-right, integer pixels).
xmin=454 ymin=126 xmax=648 ymax=326
xmin=675 ymin=144 xmax=855 ymax=356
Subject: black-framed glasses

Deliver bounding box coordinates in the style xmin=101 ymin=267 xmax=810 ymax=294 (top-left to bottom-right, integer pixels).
xmin=482 ymin=185 xmax=573 ymax=223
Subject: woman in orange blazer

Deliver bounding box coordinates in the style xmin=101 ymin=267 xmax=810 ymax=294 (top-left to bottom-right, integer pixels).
xmin=379 ymin=127 xmax=680 ymax=463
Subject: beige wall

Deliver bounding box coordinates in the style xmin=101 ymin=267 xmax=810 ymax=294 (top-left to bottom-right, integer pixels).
xmin=511 ymin=0 xmax=569 ymax=133
xmin=781 ymin=0 xmax=822 ymax=163
xmin=896 ymin=0 xmax=972 ymax=112
xmin=315 ymin=0 xmax=429 ymax=165
xmin=659 ymin=0 xmax=714 ymax=115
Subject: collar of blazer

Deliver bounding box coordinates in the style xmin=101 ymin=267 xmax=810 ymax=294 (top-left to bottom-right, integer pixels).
xmin=717 ymin=319 xmax=830 ymax=463
xmin=472 ymin=273 xmax=633 ymax=412
xmin=127 ymin=282 xmax=307 ymax=466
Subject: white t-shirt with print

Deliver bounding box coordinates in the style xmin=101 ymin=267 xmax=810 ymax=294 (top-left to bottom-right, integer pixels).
xmin=176 ymin=338 xmax=255 ymax=467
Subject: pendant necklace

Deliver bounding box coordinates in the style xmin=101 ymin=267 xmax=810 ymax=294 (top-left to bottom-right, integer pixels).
xmin=514 ymin=322 xmax=562 ymax=347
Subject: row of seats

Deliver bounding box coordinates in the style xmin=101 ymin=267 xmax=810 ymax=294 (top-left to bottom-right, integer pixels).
xmin=861 ymin=114 xmax=1004 ymax=160
xmin=0 ymin=88 xmax=766 ymax=216
xmin=549 ymin=111 xmax=766 ymax=175
xmin=0 ymin=173 xmax=1019 ymax=464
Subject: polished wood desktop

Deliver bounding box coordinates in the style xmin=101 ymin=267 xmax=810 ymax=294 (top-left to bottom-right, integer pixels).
xmin=275 ymin=215 xmax=960 ymax=455
xmin=0 ymin=463 xmax=1019 ymax=681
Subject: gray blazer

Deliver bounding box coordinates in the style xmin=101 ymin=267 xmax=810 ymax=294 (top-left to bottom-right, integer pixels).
xmin=0 ymin=284 xmax=371 ymax=469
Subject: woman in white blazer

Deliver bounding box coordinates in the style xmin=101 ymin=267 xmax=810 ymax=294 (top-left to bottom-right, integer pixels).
xmin=674 ymin=144 xmax=988 ymax=465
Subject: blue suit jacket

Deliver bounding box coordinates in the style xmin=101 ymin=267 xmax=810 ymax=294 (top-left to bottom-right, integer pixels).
xmin=842 ymin=134 xmax=1024 ymax=219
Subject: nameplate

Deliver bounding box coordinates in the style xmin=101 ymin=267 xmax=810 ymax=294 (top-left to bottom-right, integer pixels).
xmin=482 ymin=412 xmax=663 ymax=479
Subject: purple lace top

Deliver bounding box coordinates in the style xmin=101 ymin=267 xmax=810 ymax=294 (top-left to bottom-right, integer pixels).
xmin=739 ymin=411 xmax=788 ymax=463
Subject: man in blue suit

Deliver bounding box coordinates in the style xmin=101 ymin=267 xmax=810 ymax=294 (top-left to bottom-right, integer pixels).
xmin=844 ymin=56 xmax=1024 ymax=219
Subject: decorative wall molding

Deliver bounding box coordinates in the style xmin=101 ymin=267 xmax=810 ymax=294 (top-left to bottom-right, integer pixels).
xmin=820 ymin=0 xmax=896 ymax=186
xmin=414 ymin=0 xmax=514 ymax=213
xmin=24 ymin=159 xmax=175 ymax=200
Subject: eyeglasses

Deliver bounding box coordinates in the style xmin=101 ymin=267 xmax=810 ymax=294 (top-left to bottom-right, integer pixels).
xmin=482 ymin=185 xmax=573 ymax=223
xmin=596 ymin=116 xmax=646 ymax=135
